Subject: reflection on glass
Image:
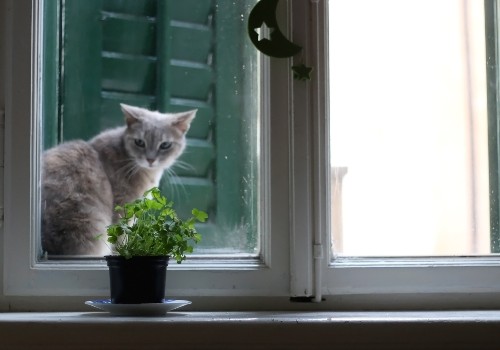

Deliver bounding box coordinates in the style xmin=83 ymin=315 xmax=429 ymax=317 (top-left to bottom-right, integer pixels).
xmin=40 ymin=0 xmax=260 ymax=259
xmin=329 ymin=0 xmax=489 ymax=256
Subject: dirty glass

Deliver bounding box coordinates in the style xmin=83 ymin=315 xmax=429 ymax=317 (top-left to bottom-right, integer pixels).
xmin=40 ymin=0 xmax=261 ymax=259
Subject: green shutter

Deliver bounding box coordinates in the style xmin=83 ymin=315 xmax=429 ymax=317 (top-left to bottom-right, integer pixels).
xmin=61 ymin=0 xmax=159 ymax=140
xmin=44 ymin=0 xmax=259 ymax=252
xmin=42 ymin=0 xmax=61 ymax=150
xmin=211 ymin=0 xmax=259 ymax=250
xmin=57 ymin=0 xmax=215 ymax=222
xmin=60 ymin=0 xmax=104 ymax=141
xmin=156 ymin=0 xmax=216 ymax=226
xmin=158 ymin=0 xmax=259 ymax=250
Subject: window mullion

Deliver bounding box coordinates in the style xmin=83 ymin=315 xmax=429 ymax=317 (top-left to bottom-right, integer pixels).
xmin=310 ymin=0 xmax=330 ymax=303
xmin=288 ymin=0 xmax=330 ymax=302
xmin=289 ymin=0 xmax=316 ymax=298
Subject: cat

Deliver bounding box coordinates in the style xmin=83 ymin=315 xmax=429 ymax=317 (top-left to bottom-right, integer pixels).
xmin=41 ymin=104 xmax=196 ymax=256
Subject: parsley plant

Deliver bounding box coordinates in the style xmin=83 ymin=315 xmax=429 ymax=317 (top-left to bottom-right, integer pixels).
xmin=106 ymin=187 xmax=208 ymax=263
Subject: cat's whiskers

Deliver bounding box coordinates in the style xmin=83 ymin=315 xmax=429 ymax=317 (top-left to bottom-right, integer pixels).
xmin=116 ymin=158 xmax=142 ymax=180
xmin=171 ymin=160 xmax=195 ymax=173
xmin=162 ymin=167 xmax=188 ymax=201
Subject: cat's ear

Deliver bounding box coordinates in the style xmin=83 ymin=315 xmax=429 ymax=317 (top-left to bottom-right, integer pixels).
xmin=120 ymin=103 xmax=143 ymax=127
xmin=171 ymin=110 xmax=197 ymax=134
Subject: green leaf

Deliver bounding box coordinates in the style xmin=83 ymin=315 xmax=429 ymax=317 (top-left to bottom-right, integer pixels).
xmin=192 ymin=208 xmax=208 ymax=222
xmin=105 ymin=186 xmax=207 ymax=262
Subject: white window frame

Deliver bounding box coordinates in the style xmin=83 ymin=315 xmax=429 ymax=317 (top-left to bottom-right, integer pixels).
xmin=275 ymin=0 xmax=500 ymax=308
xmin=2 ymin=0 xmax=295 ymax=301
xmin=4 ymin=0 xmax=500 ymax=310
xmin=313 ymin=0 xmax=500 ymax=308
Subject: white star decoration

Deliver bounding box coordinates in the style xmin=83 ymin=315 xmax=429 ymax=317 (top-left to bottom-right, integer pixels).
xmin=255 ymin=21 xmax=274 ymax=41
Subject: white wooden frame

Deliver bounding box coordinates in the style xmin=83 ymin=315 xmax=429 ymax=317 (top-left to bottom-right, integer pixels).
xmin=2 ymin=0 xmax=293 ymax=300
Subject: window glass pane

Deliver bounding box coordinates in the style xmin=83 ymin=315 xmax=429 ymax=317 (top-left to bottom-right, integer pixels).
xmin=40 ymin=0 xmax=260 ymax=259
xmin=329 ymin=0 xmax=490 ymax=256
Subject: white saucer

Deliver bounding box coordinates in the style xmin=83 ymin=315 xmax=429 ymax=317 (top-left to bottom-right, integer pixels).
xmin=85 ymin=299 xmax=191 ymax=316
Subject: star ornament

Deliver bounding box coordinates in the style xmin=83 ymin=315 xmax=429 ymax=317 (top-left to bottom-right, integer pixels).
xmin=292 ymin=63 xmax=313 ymax=81
xmin=255 ymin=21 xmax=274 ymax=41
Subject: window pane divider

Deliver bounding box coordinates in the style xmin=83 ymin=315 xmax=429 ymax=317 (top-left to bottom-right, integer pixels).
xmin=289 ymin=0 xmax=329 ymax=301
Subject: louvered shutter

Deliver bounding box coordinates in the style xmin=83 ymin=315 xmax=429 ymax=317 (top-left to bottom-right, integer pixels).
xmin=46 ymin=0 xmax=257 ymax=250
xmin=155 ymin=0 xmax=216 ymax=234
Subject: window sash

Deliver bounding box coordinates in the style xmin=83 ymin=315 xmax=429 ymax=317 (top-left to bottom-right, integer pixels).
xmin=318 ymin=0 xmax=500 ymax=307
xmin=2 ymin=0 xmax=290 ymax=298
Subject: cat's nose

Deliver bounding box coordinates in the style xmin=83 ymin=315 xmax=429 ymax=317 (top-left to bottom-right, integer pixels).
xmin=147 ymin=158 xmax=156 ymax=166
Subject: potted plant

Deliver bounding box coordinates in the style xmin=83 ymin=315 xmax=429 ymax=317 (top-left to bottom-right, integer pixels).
xmin=104 ymin=187 xmax=207 ymax=304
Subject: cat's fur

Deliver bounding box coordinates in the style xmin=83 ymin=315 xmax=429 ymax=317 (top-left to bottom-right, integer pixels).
xmin=41 ymin=104 xmax=196 ymax=256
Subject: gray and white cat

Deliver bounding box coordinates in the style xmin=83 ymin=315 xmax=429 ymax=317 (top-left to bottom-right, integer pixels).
xmin=41 ymin=104 xmax=196 ymax=256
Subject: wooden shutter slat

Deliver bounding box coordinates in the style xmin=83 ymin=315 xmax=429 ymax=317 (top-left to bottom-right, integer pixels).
xmin=101 ymin=55 xmax=156 ymax=94
xmin=170 ymin=24 xmax=212 ymax=62
xmin=100 ymin=92 xmax=156 ymax=128
xmin=160 ymin=177 xmax=214 ymax=217
xmin=169 ymin=63 xmax=213 ymax=100
xmin=174 ymin=139 xmax=214 ymax=177
xmin=102 ymin=0 xmax=156 ymax=16
xmin=102 ymin=16 xmax=156 ymax=56
xmin=169 ymin=99 xmax=214 ymax=139
xmin=169 ymin=0 xmax=213 ymax=24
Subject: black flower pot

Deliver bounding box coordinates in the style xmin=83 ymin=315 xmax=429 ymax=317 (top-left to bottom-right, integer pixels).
xmin=105 ymin=255 xmax=169 ymax=304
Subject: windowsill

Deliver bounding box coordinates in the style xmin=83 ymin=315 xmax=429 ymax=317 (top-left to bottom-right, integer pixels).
xmin=1 ymin=310 xmax=500 ymax=349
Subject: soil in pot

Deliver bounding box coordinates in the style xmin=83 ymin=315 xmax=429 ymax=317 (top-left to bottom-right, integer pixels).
xmin=105 ymin=255 xmax=169 ymax=304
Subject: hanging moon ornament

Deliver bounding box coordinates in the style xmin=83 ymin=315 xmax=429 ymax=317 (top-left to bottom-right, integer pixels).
xmin=248 ymin=0 xmax=302 ymax=58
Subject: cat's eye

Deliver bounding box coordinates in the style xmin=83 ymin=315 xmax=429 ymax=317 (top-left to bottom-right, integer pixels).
xmin=159 ymin=142 xmax=172 ymax=150
xmin=134 ymin=139 xmax=146 ymax=148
